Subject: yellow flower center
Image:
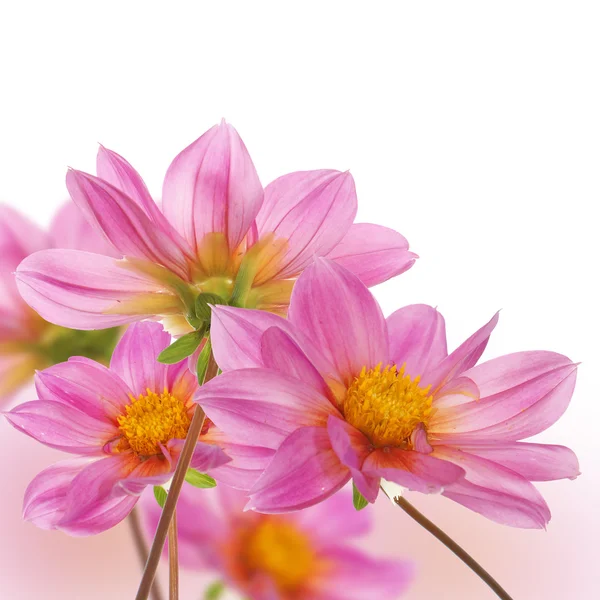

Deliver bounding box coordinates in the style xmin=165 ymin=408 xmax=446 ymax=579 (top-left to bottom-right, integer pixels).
xmin=242 ymin=519 xmax=316 ymax=593
xmin=117 ymin=389 xmax=191 ymax=457
xmin=343 ymin=363 xmax=434 ymax=448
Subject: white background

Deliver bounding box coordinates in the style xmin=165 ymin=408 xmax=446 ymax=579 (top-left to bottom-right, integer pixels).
xmin=0 ymin=2 xmax=598 ymax=598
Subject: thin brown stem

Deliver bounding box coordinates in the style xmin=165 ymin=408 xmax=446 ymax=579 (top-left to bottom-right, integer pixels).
xmin=393 ymin=495 xmax=513 ymax=600
xmin=168 ymin=509 xmax=179 ymax=600
xmin=127 ymin=508 xmax=164 ymax=600
xmin=135 ymin=351 xmax=219 ymax=600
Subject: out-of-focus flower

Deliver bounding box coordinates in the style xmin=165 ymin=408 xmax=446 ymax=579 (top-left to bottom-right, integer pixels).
xmin=195 ymin=258 xmax=579 ymax=529
xmin=15 ymin=121 xmax=415 ymax=335
xmin=141 ymin=483 xmax=413 ymax=600
xmin=0 ymin=202 xmax=122 ymax=400
xmin=4 ymin=322 xmax=229 ymax=535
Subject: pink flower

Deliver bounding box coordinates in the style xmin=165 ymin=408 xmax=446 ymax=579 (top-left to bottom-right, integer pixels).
xmin=140 ymin=483 xmax=413 ymax=600
xmin=0 ymin=202 xmax=120 ymax=400
xmin=4 ymin=321 xmax=230 ymax=535
xmin=15 ymin=122 xmax=415 ymax=334
xmin=195 ymin=258 xmax=579 ymax=529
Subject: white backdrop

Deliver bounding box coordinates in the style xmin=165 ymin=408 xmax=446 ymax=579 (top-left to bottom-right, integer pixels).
xmin=0 ymin=2 xmax=598 ymax=598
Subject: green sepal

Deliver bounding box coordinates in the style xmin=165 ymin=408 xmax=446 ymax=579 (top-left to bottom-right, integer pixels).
xmin=196 ymin=337 xmax=212 ymax=383
xmin=352 ymin=482 xmax=368 ymax=511
xmin=157 ymin=329 xmax=205 ymax=364
xmin=185 ymin=468 xmax=217 ymax=489
xmin=153 ymin=485 xmax=167 ymax=508
xmin=204 ymin=580 xmax=225 ymax=600
xmin=194 ymin=293 xmax=226 ymax=323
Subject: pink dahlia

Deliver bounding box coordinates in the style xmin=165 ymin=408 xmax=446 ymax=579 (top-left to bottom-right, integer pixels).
xmin=195 ymin=258 xmax=579 ymax=528
xmin=15 ymin=121 xmax=415 ymax=334
xmin=4 ymin=321 xmax=229 ymax=535
xmin=140 ymin=483 xmax=413 ymax=600
xmin=0 ymin=202 xmax=120 ymax=400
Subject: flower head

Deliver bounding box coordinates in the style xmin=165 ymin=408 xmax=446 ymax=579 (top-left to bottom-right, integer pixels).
xmin=140 ymin=483 xmax=413 ymax=600
xmin=0 ymin=203 xmax=121 ymax=400
xmin=195 ymin=258 xmax=579 ymax=528
xmin=15 ymin=122 xmax=415 ymax=335
xmin=4 ymin=321 xmax=229 ymax=535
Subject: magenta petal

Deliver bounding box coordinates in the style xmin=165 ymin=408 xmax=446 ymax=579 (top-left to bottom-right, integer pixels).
xmin=66 ymin=169 xmax=190 ymax=279
xmin=110 ymin=321 xmax=171 ymax=396
xmin=35 ymin=357 xmax=133 ymax=421
xmin=363 ymin=447 xmax=465 ymax=494
xmin=248 ymin=426 xmax=350 ymax=513
xmin=456 ymin=442 xmax=580 ymax=482
xmin=162 ymin=121 xmax=263 ymax=252
xmin=196 ymin=369 xmax=339 ymax=449
xmin=255 ymin=170 xmax=357 ymax=280
xmin=327 ymin=222 xmax=417 ymax=287
xmin=288 ymin=258 xmax=388 ymax=383
xmin=387 ymin=304 xmax=448 ymax=376
xmin=424 ymin=311 xmax=500 ymax=391
xmin=16 ymin=249 xmax=174 ymax=329
xmin=166 ymin=439 xmax=231 ymax=473
xmin=5 ymin=401 xmax=117 ymax=454
xmin=49 ymin=201 xmax=121 ymax=258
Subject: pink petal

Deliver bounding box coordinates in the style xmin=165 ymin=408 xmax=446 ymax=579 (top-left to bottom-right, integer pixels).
xmin=363 ymin=447 xmax=465 ymax=494
xmin=435 ymin=446 xmax=551 ymax=528
xmin=49 ymin=201 xmax=121 ymax=257
xmin=431 ymin=355 xmax=577 ymax=440
xmin=167 ymin=359 xmax=199 ymax=404
xmin=455 ymin=442 xmax=580 ymax=481
xmin=288 ymin=258 xmax=388 ymax=384
xmin=387 ymin=304 xmax=448 ymax=377
xmin=248 ymin=426 xmax=350 ymax=513
xmin=165 ymin=439 xmax=231 ymax=472
xmin=431 ymin=376 xmax=480 ymax=409
xmin=66 ymin=169 xmax=190 ymax=279
xmin=261 ymin=326 xmax=331 ymax=398
xmin=110 ymin=321 xmax=171 ymax=396
xmin=196 ymin=368 xmax=340 ymax=449
xmin=423 ymin=311 xmax=500 ymax=391
xmin=35 ymin=356 xmax=133 ymax=421
xmin=0 ymin=204 xmax=50 ymax=265
xmin=16 ymin=249 xmax=178 ymax=329
xmin=327 ymin=222 xmax=417 ymax=287
xmin=5 ymin=400 xmax=117 ymax=454
xmin=162 ymin=121 xmax=263 ymax=253
xmin=255 ymin=170 xmax=357 ymax=281
xmin=327 ymin=416 xmax=379 ymax=502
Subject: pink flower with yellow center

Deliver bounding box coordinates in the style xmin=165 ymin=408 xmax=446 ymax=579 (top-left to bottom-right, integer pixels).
xmin=15 ymin=121 xmax=415 ymax=335
xmin=0 ymin=202 xmax=121 ymax=400
xmin=3 ymin=321 xmax=230 ymax=535
xmin=140 ymin=483 xmax=413 ymax=600
xmin=195 ymin=258 xmax=579 ymax=528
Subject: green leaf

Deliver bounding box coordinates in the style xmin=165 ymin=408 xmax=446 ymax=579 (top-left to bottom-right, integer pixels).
xmin=352 ymin=482 xmax=368 ymax=511
xmin=154 ymin=485 xmax=167 ymax=508
xmin=185 ymin=468 xmax=217 ymax=489
xmin=204 ymin=580 xmax=225 ymax=600
xmin=194 ymin=293 xmax=226 ymax=322
xmin=157 ymin=330 xmax=204 ymax=364
xmin=196 ymin=337 xmax=212 ymax=383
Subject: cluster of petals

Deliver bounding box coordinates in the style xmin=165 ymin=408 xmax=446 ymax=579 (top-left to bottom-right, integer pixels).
xmin=15 ymin=121 xmax=416 ymax=334
xmin=0 ymin=202 xmax=118 ymax=399
xmin=195 ymin=258 xmax=580 ymax=528
xmin=141 ymin=483 xmax=413 ymax=600
xmin=4 ymin=321 xmax=230 ymax=535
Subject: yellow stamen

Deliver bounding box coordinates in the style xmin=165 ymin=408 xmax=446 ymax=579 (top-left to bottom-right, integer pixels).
xmin=117 ymin=388 xmax=191 ymax=457
xmin=344 ymin=363 xmax=434 ymax=448
xmin=242 ymin=518 xmax=317 ymax=592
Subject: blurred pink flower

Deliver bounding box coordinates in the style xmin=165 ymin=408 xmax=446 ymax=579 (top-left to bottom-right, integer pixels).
xmin=15 ymin=121 xmax=415 ymax=334
xmin=4 ymin=321 xmax=229 ymax=535
xmin=140 ymin=483 xmax=413 ymax=600
xmin=0 ymin=203 xmax=120 ymax=400
xmin=195 ymin=258 xmax=579 ymax=528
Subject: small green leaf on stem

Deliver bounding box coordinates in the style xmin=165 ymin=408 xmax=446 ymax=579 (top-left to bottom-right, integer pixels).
xmin=185 ymin=468 xmax=217 ymax=489
xmin=196 ymin=337 xmax=212 ymax=383
xmin=157 ymin=330 xmax=204 ymax=364
xmin=353 ymin=482 xmax=368 ymax=510
xmin=154 ymin=486 xmax=167 ymax=508
xmin=204 ymin=580 xmax=225 ymax=600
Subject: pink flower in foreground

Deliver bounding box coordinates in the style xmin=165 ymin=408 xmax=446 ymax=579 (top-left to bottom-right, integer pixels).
xmin=3 ymin=322 xmax=229 ymax=535
xmin=0 ymin=203 xmax=121 ymax=400
xmin=15 ymin=121 xmax=415 ymax=335
xmin=195 ymin=259 xmax=579 ymax=528
xmin=141 ymin=484 xmax=413 ymax=600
